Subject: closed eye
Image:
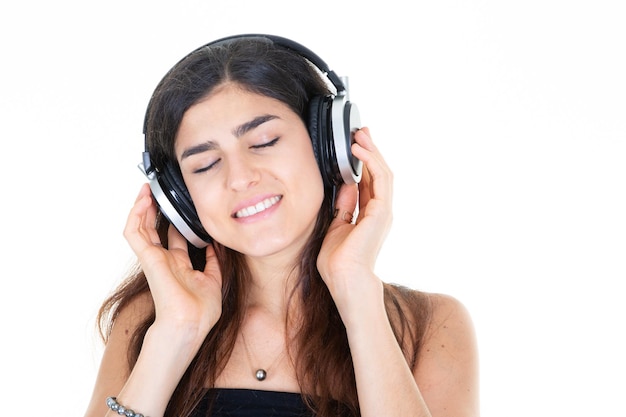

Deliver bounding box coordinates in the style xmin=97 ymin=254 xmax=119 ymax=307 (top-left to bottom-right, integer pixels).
xmin=251 ymin=137 xmax=279 ymax=149
xmin=192 ymin=137 xmax=278 ymax=173
xmin=193 ymin=159 xmax=220 ymax=174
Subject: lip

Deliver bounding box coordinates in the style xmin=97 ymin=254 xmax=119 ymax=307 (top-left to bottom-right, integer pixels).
xmin=232 ymin=194 xmax=283 ymax=220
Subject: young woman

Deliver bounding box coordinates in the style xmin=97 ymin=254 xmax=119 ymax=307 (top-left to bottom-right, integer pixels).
xmin=83 ymin=34 xmax=479 ymax=417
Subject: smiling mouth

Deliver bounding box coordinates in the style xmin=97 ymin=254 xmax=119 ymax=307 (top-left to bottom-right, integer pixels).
xmin=234 ymin=196 xmax=282 ymax=218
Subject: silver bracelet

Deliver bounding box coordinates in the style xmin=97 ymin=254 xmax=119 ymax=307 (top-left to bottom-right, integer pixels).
xmin=106 ymin=396 xmax=146 ymax=417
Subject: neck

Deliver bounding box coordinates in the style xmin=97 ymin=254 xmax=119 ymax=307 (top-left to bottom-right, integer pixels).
xmin=244 ymin=256 xmax=302 ymax=320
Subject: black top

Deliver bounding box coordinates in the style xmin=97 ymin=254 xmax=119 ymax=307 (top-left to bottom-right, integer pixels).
xmin=190 ymin=388 xmax=314 ymax=417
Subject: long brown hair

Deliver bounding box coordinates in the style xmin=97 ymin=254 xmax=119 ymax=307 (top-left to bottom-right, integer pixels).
xmin=97 ymin=36 xmax=432 ymax=417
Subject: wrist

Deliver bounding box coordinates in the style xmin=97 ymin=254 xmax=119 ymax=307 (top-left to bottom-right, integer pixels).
xmin=112 ymin=324 xmax=208 ymax=416
xmin=146 ymin=319 xmax=209 ymax=362
xmin=330 ymin=272 xmax=385 ymax=329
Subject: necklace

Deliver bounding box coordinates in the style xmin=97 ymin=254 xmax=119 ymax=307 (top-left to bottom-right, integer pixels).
xmin=241 ymin=332 xmax=286 ymax=381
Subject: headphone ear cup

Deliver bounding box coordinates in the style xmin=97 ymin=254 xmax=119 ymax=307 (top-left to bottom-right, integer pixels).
xmin=161 ymin=163 xmax=196 ymax=217
xmin=331 ymin=95 xmax=362 ymax=185
xmin=308 ymin=95 xmax=339 ymax=187
xmin=152 ymin=163 xmax=212 ymax=248
xmin=308 ymin=94 xmax=362 ymax=187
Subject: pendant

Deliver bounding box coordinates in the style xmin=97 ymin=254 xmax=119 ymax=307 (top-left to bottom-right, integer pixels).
xmin=255 ymin=369 xmax=267 ymax=381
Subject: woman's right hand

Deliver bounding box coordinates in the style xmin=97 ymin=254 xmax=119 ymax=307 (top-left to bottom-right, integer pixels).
xmin=123 ymin=183 xmax=223 ymax=340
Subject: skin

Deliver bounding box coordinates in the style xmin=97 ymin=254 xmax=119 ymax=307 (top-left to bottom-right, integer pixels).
xmin=83 ymin=84 xmax=480 ymax=417
xmin=176 ymin=83 xmax=325 ymax=267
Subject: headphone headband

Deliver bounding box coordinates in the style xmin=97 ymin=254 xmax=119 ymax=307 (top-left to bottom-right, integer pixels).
xmin=139 ymin=34 xmax=362 ymax=248
xmin=210 ymin=34 xmax=347 ymax=93
xmin=142 ymin=34 xmax=346 ymax=138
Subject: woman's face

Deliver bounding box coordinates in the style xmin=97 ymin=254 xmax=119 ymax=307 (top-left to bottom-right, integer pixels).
xmin=175 ymin=84 xmax=325 ymax=258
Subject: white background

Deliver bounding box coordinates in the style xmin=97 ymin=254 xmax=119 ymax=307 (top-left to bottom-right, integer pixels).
xmin=1 ymin=1 xmax=624 ymax=416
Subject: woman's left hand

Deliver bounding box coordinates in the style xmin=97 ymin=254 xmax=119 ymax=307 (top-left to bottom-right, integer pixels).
xmin=317 ymin=127 xmax=393 ymax=316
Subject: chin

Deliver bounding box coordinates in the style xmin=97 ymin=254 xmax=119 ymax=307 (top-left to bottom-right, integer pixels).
xmin=243 ymin=239 xmax=292 ymax=257
xmin=234 ymin=234 xmax=309 ymax=259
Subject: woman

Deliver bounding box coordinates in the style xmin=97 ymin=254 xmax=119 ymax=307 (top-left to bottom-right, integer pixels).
xmin=84 ymin=34 xmax=479 ymax=417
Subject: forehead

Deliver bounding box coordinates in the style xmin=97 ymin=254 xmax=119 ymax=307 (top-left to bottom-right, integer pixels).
xmin=174 ymin=86 xmax=301 ymax=152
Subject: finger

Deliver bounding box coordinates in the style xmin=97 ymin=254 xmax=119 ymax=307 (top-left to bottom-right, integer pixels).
xmin=332 ymin=183 xmax=358 ymax=224
xmin=203 ymin=243 xmax=223 ymax=285
xmin=139 ymin=190 xmax=160 ymax=245
xmin=134 ymin=182 xmax=151 ymax=204
xmin=124 ymin=184 xmax=161 ymax=251
xmin=125 ymin=186 xmax=154 ymax=240
xmin=167 ymin=223 xmax=189 ymax=253
xmin=353 ymin=128 xmax=391 ymax=183
xmin=358 ymin=163 xmax=373 ymax=209
xmin=142 ymin=190 xmax=159 ymax=242
xmin=333 ymin=209 xmax=355 ymax=224
xmin=351 ymin=128 xmax=393 ymax=204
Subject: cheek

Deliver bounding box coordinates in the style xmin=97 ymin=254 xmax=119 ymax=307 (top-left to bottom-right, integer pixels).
xmin=291 ymin=137 xmax=324 ymax=181
xmin=292 ymin=152 xmax=326 ymax=210
xmin=184 ymin=181 xmax=221 ymax=228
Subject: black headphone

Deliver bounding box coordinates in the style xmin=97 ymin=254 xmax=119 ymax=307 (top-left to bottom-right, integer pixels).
xmin=138 ymin=34 xmax=362 ymax=248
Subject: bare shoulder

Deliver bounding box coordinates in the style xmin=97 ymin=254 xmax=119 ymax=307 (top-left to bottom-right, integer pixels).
xmin=425 ymin=293 xmax=476 ymax=342
xmin=415 ymin=292 xmax=480 ymax=417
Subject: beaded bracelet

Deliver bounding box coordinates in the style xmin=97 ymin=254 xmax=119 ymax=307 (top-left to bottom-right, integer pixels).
xmin=106 ymin=396 xmax=146 ymax=417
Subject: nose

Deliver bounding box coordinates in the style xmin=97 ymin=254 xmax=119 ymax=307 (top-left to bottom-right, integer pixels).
xmin=225 ymin=154 xmax=260 ymax=191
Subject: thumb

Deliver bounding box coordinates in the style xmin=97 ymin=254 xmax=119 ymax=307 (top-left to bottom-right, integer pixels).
xmin=204 ymin=244 xmax=222 ymax=281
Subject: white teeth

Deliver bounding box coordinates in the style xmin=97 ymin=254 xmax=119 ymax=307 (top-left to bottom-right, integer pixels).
xmin=235 ymin=196 xmax=281 ymax=218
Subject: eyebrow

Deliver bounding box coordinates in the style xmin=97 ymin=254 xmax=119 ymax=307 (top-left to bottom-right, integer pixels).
xmin=232 ymin=114 xmax=278 ymax=138
xmin=180 ymin=141 xmax=217 ymax=161
xmin=180 ymin=114 xmax=279 ymax=161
